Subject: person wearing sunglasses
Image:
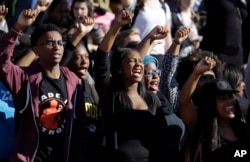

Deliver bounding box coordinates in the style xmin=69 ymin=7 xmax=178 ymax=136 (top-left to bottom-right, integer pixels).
xmin=142 ymin=54 xmax=185 ymax=162
xmin=144 ymin=55 xmax=162 ymax=93
xmin=137 ymin=26 xmax=191 ymax=162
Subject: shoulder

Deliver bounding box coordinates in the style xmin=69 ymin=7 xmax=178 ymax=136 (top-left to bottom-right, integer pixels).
xmin=156 ymin=91 xmax=173 ymax=114
xmin=60 ymin=66 xmax=80 ymax=82
xmin=146 ymin=90 xmax=161 ymax=106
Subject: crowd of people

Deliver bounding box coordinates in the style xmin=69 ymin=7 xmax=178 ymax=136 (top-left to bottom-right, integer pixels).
xmin=0 ymin=0 xmax=250 ymax=162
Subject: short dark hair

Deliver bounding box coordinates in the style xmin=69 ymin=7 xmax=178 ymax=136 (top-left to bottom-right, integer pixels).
xmin=30 ymin=23 xmax=62 ymax=47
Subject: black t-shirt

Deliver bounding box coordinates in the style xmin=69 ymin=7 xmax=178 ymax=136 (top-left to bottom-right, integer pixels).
xmin=83 ymin=80 xmax=99 ymax=134
xmin=35 ymin=73 xmax=68 ymax=162
xmin=210 ymin=137 xmax=250 ymax=162
xmin=114 ymin=108 xmax=155 ymax=162
xmin=83 ymin=80 xmax=101 ymax=161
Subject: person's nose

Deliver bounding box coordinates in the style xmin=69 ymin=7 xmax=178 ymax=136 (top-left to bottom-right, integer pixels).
xmin=152 ymin=73 xmax=160 ymax=78
xmin=80 ymin=56 xmax=86 ymax=64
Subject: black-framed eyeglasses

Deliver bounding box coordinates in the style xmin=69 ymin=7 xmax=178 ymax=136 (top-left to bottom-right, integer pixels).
xmin=144 ymin=69 xmax=161 ymax=77
xmin=38 ymin=40 xmax=66 ymax=47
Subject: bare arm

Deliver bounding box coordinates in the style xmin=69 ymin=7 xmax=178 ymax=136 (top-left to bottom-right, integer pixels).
xmin=13 ymin=9 xmax=40 ymax=32
xmin=69 ymin=16 xmax=94 ymax=46
xmin=179 ymin=57 xmax=216 ymax=134
xmin=136 ymin=25 xmax=168 ymax=59
xmin=168 ymin=27 xmax=190 ymax=55
xmin=99 ymin=10 xmax=134 ymax=52
xmin=60 ymin=16 xmax=94 ymax=66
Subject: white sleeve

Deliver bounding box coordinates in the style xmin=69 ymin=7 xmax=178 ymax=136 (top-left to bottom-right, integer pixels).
xmin=165 ymin=3 xmax=172 ymax=26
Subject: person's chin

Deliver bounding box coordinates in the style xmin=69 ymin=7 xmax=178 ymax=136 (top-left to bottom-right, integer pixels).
xmin=77 ymin=74 xmax=86 ymax=80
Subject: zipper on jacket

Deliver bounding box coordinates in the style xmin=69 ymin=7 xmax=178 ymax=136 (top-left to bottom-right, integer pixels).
xmin=66 ymin=88 xmax=77 ymax=162
xmin=28 ymin=81 xmax=40 ymax=162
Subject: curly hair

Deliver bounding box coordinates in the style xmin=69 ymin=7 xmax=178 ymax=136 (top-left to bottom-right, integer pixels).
xmin=176 ymin=49 xmax=223 ymax=89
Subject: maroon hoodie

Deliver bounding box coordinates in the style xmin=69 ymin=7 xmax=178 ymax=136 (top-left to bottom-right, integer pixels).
xmin=0 ymin=29 xmax=87 ymax=162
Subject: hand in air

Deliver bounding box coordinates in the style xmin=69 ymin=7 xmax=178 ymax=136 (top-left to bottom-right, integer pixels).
xmin=194 ymin=56 xmax=216 ymax=75
xmin=75 ymin=16 xmax=95 ymax=35
xmin=0 ymin=4 xmax=8 ymax=17
xmin=116 ymin=10 xmax=134 ymax=27
xmin=15 ymin=8 xmax=40 ymax=31
xmin=174 ymin=26 xmax=191 ymax=44
xmin=149 ymin=25 xmax=169 ymax=41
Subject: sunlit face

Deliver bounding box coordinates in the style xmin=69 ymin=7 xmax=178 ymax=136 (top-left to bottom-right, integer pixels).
xmin=69 ymin=43 xmax=89 ymax=80
xmin=34 ymin=31 xmax=64 ymax=67
xmin=144 ymin=62 xmax=160 ymax=93
xmin=216 ymin=93 xmax=236 ymax=120
xmin=120 ymin=50 xmax=144 ymax=84
xmin=73 ymin=2 xmax=89 ymax=18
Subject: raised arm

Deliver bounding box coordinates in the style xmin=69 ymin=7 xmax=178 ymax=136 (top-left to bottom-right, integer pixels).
xmin=13 ymin=9 xmax=40 ymax=32
xmin=60 ymin=16 xmax=94 ymax=66
xmin=94 ymin=10 xmax=134 ymax=94
xmin=0 ymin=6 xmax=39 ymax=57
xmin=98 ymin=10 xmax=134 ymax=52
xmin=179 ymin=57 xmax=216 ymax=134
xmin=160 ymin=27 xmax=190 ymax=111
xmin=15 ymin=49 xmax=38 ymax=66
xmin=70 ymin=16 xmax=94 ymax=47
xmin=0 ymin=6 xmax=39 ymax=93
xmin=5 ymin=7 xmax=41 ymax=67
xmin=168 ymin=27 xmax=190 ymax=55
xmin=136 ymin=25 xmax=168 ymax=59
